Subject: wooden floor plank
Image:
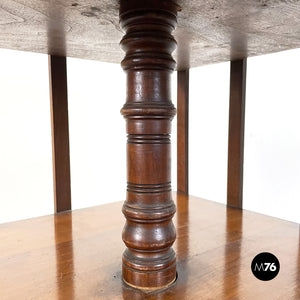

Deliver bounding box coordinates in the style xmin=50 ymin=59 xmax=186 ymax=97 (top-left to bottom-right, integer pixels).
xmin=1 ymin=193 xmax=299 ymax=299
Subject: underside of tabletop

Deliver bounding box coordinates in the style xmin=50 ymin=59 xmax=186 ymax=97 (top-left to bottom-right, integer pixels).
xmin=1 ymin=0 xmax=300 ymax=69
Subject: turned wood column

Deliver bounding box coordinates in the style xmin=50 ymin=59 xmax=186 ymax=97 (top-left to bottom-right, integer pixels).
xmin=120 ymin=0 xmax=179 ymax=290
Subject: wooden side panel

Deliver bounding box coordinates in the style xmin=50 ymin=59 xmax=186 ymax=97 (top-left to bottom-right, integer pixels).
xmin=49 ymin=55 xmax=71 ymax=213
xmin=177 ymin=70 xmax=189 ymax=195
xmin=227 ymin=59 xmax=247 ymax=208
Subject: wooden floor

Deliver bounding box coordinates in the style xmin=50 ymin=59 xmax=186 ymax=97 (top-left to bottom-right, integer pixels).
xmin=1 ymin=193 xmax=300 ymax=300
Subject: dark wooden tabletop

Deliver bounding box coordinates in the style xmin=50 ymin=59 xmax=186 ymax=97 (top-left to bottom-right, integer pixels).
xmin=1 ymin=0 xmax=300 ymax=69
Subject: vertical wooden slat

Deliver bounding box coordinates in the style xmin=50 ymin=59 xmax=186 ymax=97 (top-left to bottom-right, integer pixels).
xmin=177 ymin=70 xmax=189 ymax=195
xmin=227 ymin=59 xmax=247 ymax=208
xmin=49 ymin=55 xmax=71 ymax=213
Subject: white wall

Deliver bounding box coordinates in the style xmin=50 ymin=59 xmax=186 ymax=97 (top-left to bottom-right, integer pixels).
xmin=0 ymin=49 xmax=53 ymax=223
xmin=188 ymin=49 xmax=300 ymax=224
xmin=171 ymin=72 xmax=177 ymax=192
xmin=189 ymin=62 xmax=230 ymax=204
xmin=244 ymin=49 xmax=300 ymax=223
xmin=1 ymin=48 xmax=300 ymax=224
xmin=67 ymin=58 xmax=126 ymax=209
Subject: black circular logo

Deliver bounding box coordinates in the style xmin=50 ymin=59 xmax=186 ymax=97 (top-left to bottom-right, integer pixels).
xmin=251 ymin=252 xmax=280 ymax=281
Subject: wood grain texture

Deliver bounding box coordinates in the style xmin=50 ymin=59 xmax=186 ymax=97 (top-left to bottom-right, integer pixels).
xmin=49 ymin=55 xmax=71 ymax=213
xmin=177 ymin=70 xmax=189 ymax=195
xmin=227 ymin=59 xmax=247 ymax=209
xmin=119 ymin=0 xmax=178 ymax=289
xmin=1 ymin=192 xmax=300 ymax=299
xmin=1 ymin=1 xmax=300 ymax=68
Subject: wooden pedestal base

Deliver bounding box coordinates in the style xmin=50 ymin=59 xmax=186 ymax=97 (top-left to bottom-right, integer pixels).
xmin=123 ymin=253 xmax=177 ymax=291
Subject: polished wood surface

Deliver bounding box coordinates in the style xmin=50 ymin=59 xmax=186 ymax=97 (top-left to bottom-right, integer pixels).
xmin=227 ymin=59 xmax=247 ymax=209
xmin=177 ymin=70 xmax=189 ymax=195
xmin=1 ymin=193 xmax=300 ymax=299
xmin=1 ymin=1 xmax=300 ymax=69
xmin=119 ymin=0 xmax=178 ymax=289
xmin=49 ymin=55 xmax=72 ymax=213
